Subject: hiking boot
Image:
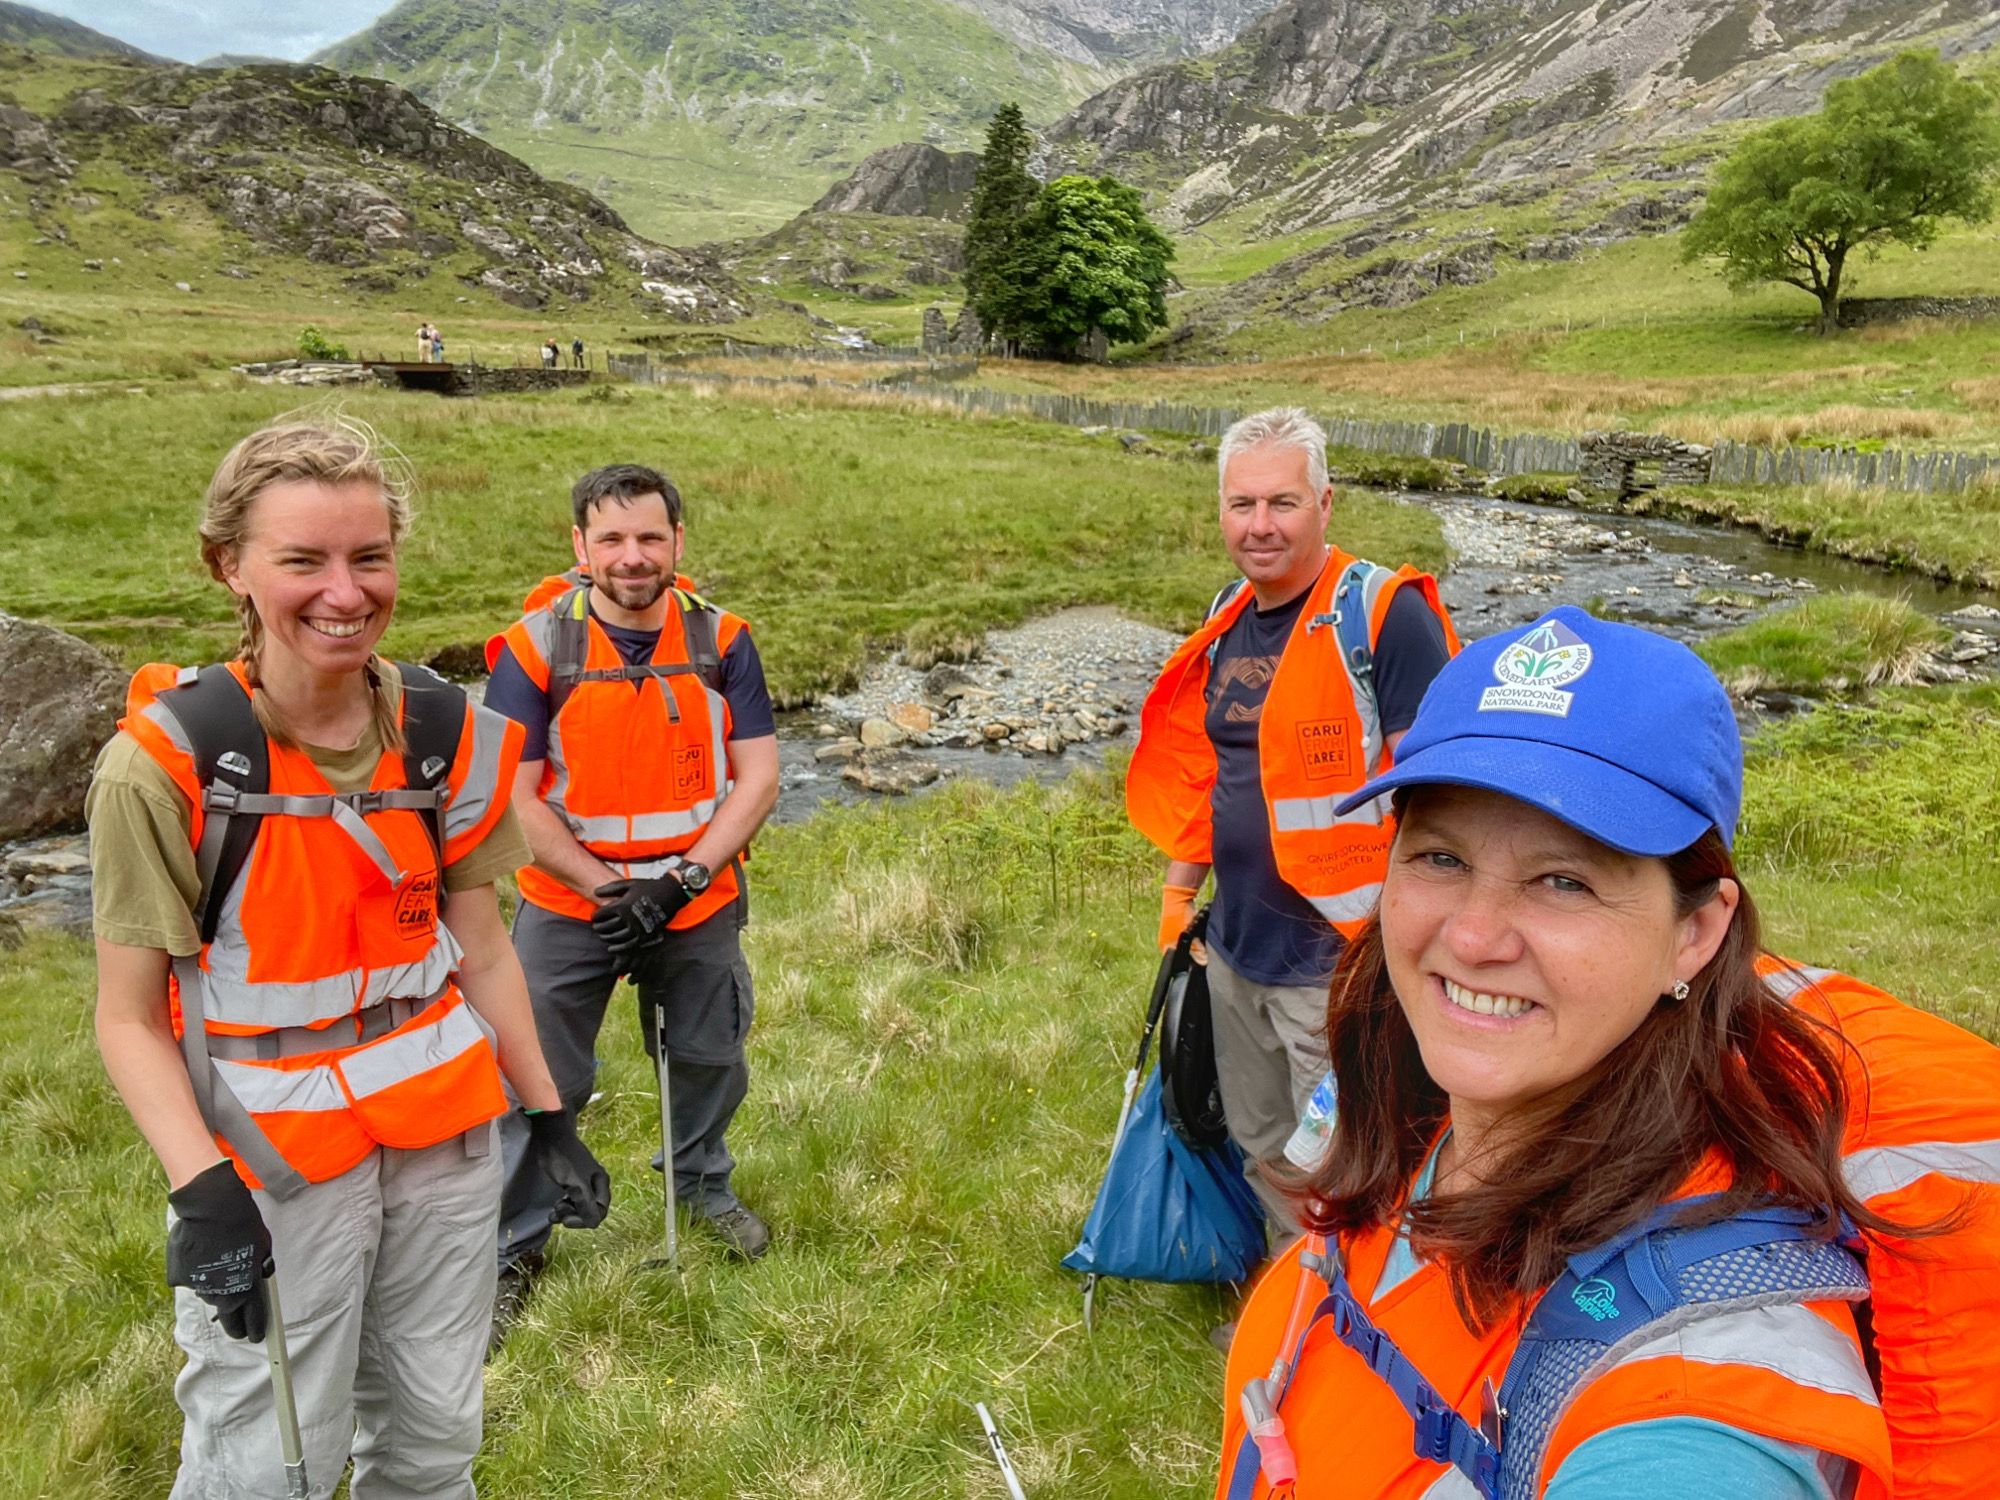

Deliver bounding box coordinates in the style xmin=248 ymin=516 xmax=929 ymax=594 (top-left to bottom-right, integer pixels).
xmin=486 ymin=1251 xmax=544 ymax=1360
xmin=700 ymin=1203 xmax=771 ymax=1261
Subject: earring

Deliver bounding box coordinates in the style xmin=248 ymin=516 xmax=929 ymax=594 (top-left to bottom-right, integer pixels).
xmin=1670 ymin=980 xmax=1691 ymax=1002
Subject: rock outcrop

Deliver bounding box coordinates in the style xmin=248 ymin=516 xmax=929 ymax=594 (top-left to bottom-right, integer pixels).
xmin=3 ymin=54 xmax=745 ymax=321
xmin=1052 ymin=0 xmax=2000 ymax=236
xmin=0 ymin=614 xmax=122 ymax=842
xmin=812 ymin=145 xmax=982 ymax=222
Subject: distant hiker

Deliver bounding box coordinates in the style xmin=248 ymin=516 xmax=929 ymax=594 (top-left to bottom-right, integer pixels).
xmin=571 ymin=336 xmax=586 ymax=369
xmin=541 ymin=339 xmax=557 ymax=369
xmin=482 ymin=463 xmax=781 ymax=1351
xmin=1215 ymin=609 xmax=2000 ymax=1500
xmin=431 ymin=326 xmax=445 ymax=363
xmin=1126 ymin=406 xmax=1458 ymax=1254
xmin=416 ymin=321 xmax=433 ymax=362
xmin=87 ymin=417 xmax=601 ymax=1495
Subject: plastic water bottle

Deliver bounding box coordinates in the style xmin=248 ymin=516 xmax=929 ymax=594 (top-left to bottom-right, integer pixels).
xmin=1282 ymin=1070 xmax=1338 ymax=1169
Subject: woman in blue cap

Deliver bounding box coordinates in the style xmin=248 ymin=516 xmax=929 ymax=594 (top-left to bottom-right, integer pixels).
xmin=1214 ymin=607 xmax=2000 ymax=1500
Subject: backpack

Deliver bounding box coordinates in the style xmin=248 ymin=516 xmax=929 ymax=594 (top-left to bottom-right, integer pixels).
xmin=517 ymin=569 xmax=724 ymax=717
xmin=1158 ymin=906 xmax=1228 ymax=1150
xmin=1226 ymin=1200 xmax=1872 ymax=1500
xmin=1205 ymin=556 xmax=1387 ymax=720
xmin=152 ymin=661 xmax=469 ymax=1199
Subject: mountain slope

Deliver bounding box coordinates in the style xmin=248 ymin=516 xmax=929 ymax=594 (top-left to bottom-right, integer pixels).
xmin=0 ymin=47 xmax=744 ymax=321
xmin=1055 ymin=0 xmax=2000 ymax=235
xmin=0 ymin=1 xmax=160 ymax=60
xmin=315 ymin=0 xmax=1275 ymax=244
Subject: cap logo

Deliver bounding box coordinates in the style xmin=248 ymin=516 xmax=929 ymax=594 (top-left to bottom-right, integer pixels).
xmin=1480 ymin=620 xmax=1593 ymax=718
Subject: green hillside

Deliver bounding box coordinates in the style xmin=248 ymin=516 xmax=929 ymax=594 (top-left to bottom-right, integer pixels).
xmin=0 ymin=1 xmax=158 ymax=59
xmin=317 ymin=0 xmax=1105 ymax=244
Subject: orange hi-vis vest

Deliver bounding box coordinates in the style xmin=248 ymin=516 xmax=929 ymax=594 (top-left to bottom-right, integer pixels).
xmin=1127 ymin=550 xmax=1460 ymax=939
xmin=121 ymin=661 xmax=521 ymax=1196
xmin=487 ymin=585 xmax=746 ymax=925
xmin=1217 ymin=1206 xmax=1890 ymax=1500
xmin=1760 ymin=959 xmax=2000 ymax=1499
xmin=1217 ymin=960 xmax=2000 ymax=1500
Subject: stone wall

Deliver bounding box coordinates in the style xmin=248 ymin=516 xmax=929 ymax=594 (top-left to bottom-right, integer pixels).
xmin=1839 ymin=296 xmax=2000 ymax=328
xmin=921 ymin=304 xmax=984 ymax=355
xmin=448 ymin=365 xmax=593 ymax=395
xmin=1577 ymin=432 xmax=1713 ymax=496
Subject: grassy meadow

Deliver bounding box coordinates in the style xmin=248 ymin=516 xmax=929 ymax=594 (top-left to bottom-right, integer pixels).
xmin=0 ymin=380 xmax=1444 ymax=699
xmin=6 ymin=689 xmax=1998 ymax=1495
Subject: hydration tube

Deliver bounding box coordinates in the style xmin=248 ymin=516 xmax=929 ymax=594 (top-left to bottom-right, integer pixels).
xmin=1236 ymin=1234 xmax=1333 ymax=1494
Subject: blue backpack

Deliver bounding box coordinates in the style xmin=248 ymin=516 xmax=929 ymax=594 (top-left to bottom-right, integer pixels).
xmin=1224 ymin=1198 xmax=1869 ymax=1500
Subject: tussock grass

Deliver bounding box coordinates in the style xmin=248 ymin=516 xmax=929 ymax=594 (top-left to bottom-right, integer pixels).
xmin=1698 ymin=593 xmax=1947 ymax=697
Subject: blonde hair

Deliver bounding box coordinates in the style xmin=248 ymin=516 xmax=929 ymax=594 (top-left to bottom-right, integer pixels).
xmin=1218 ymin=406 xmax=1330 ymax=497
xmin=199 ymin=411 xmax=414 ymax=751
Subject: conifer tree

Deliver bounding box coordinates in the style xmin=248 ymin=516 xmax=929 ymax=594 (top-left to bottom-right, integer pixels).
xmin=963 ymin=103 xmax=1038 ymax=331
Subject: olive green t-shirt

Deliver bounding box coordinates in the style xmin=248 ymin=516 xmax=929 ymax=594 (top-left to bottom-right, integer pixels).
xmin=87 ymin=663 xmax=528 ymax=955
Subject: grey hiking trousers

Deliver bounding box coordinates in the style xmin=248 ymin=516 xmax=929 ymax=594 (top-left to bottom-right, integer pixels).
xmin=498 ymin=901 xmax=755 ymax=1268
xmin=1206 ymin=948 xmax=1332 ymax=1244
xmin=169 ymin=1124 xmax=501 ymax=1499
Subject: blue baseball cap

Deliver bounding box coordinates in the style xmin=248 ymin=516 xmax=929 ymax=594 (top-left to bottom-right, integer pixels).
xmin=1334 ymin=606 xmax=1742 ymax=855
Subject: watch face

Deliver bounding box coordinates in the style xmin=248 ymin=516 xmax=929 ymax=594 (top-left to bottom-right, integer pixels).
xmin=680 ymin=861 xmax=711 ymax=893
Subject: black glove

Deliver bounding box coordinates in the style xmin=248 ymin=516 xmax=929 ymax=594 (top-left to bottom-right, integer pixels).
xmin=528 ymin=1109 xmax=611 ymax=1229
xmin=590 ymin=877 xmax=690 ymax=959
xmin=166 ymin=1160 xmax=272 ymax=1342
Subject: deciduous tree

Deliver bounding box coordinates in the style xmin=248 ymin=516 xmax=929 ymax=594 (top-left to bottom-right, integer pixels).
xmin=1683 ymin=50 xmax=2000 ymax=334
xmin=982 ymin=175 xmax=1174 ymax=359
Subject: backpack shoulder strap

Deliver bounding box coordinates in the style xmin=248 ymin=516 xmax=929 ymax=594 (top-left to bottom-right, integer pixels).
xmin=156 ymin=664 xmax=268 ymax=946
xmin=392 ymin=661 xmax=468 ymax=876
xmin=1330 ymin=558 xmax=1390 ymax=694
xmin=673 ymin=588 xmax=724 ymax=693
xmin=544 ymin=585 xmax=592 ymax=719
xmin=1203 ymin=578 xmax=1250 ymax=666
xmin=1493 ymin=1203 xmax=1870 ymax=1498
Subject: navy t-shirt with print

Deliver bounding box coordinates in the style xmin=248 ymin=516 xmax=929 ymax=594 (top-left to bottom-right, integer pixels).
xmin=485 ymin=610 xmax=777 ymax=763
xmin=1204 ymin=584 xmax=1451 ymax=986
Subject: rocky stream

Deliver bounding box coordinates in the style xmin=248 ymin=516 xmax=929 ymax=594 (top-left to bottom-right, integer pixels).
xmin=5 ymin=490 xmax=1996 ymax=943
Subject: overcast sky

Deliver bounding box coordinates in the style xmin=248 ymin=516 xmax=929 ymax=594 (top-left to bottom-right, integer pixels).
xmin=32 ymin=1 xmax=403 ymax=63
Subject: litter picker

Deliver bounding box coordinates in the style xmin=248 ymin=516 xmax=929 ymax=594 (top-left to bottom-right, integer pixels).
xmin=974 ymin=1402 xmax=1029 ymax=1500
xmin=645 ymin=997 xmax=680 ymax=1270
xmin=261 ymin=1274 xmax=310 ymax=1499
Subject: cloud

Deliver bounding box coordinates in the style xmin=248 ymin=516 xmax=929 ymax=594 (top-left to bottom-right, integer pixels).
xmin=33 ymin=1 xmax=402 ymax=64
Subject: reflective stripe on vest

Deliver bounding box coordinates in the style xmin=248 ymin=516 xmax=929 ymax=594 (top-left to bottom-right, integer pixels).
xmin=1130 ymin=550 xmax=1459 ymax=944
xmin=501 ymin=590 xmax=747 ymax=925
xmin=122 ymin=664 xmax=515 ymax=1191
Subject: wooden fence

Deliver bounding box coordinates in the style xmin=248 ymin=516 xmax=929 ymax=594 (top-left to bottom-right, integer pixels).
xmin=605 ymin=355 xmax=2000 ymax=494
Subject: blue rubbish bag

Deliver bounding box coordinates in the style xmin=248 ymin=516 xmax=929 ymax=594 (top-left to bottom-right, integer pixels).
xmin=1063 ymin=1065 xmax=1265 ymax=1286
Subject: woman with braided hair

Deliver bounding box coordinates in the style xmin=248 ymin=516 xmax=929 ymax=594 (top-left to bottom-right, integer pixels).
xmin=87 ymin=415 xmax=607 ymax=1497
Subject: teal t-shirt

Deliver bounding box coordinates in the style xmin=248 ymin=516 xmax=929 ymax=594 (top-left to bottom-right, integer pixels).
xmin=1374 ymin=1141 xmax=1841 ymax=1500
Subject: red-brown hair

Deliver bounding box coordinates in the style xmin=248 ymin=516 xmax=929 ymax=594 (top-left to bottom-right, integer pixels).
xmin=1303 ymin=808 xmax=1925 ymax=1330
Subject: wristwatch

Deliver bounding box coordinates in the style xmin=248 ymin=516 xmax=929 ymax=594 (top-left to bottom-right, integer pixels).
xmin=675 ymin=860 xmax=712 ymax=894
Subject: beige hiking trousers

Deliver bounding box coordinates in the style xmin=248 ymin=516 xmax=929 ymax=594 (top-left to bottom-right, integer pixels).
xmin=169 ymin=1122 xmax=501 ymax=1500
xmin=1206 ymin=949 xmax=1331 ymax=1245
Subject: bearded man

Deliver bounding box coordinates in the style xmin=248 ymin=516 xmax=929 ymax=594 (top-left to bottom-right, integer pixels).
xmin=482 ymin=464 xmax=779 ymax=1346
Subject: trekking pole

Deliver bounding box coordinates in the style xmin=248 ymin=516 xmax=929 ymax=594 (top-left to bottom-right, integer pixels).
xmin=262 ymin=1274 xmax=310 ymax=1499
xmin=975 ymin=1402 xmax=1029 ymax=1500
xmin=647 ymin=997 xmax=680 ymax=1270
